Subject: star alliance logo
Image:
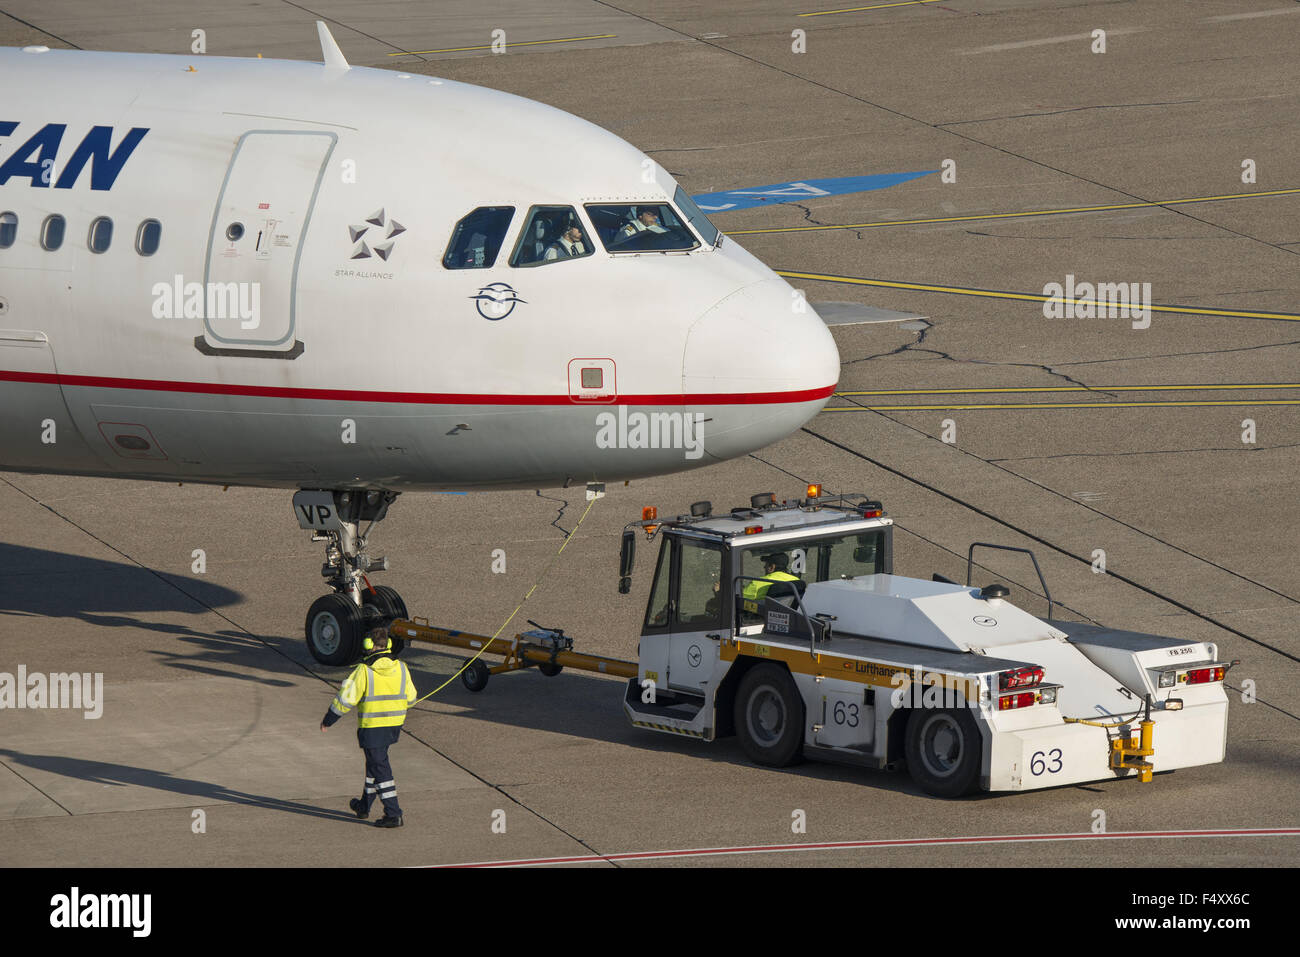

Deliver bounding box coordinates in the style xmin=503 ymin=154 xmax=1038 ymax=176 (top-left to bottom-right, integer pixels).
xmin=348 ymin=208 xmax=405 ymax=261
xmin=470 ymin=282 xmax=526 ymax=320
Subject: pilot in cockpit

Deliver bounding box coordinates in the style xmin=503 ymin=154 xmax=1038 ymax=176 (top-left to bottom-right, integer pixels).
xmin=544 ymin=222 xmax=588 ymax=260
xmin=617 ymin=207 xmax=668 ymax=240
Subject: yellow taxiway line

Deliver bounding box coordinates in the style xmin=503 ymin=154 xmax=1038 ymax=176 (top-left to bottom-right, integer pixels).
xmin=729 ymin=188 xmax=1300 ymax=236
xmin=776 ymin=270 xmax=1300 ymax=322
xmin=837 ymin=383 xmax=1300 ymax=397
xmin=827 ymin=400 xmax=1300 ymax=411
xmin=799 ymin=0 xmax=948 ymax=16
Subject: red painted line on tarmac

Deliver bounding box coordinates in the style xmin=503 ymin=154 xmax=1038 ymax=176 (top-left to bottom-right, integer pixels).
xmin=0 ymin=369 xmax=836 ymax=407
xmin=432 ymin=828 xmax=1300 ymax=868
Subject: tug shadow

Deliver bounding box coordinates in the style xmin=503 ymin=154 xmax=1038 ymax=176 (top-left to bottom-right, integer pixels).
xmin=397 ymin=648 xmax=996 ymax=801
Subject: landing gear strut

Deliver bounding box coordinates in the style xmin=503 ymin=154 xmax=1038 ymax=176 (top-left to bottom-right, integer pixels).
xmin=295 ymin=489 xmax=408 ymax=665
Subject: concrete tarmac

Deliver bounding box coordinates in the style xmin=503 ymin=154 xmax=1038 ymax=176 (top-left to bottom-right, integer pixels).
xmin=1 ymin=0 xmax=1297 ymax=868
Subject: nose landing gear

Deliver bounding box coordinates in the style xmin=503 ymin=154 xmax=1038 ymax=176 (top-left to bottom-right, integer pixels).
xmin=295 ymin=489 xmax=408 ymax=666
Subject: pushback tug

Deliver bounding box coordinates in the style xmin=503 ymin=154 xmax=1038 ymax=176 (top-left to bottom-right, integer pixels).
xmin=370 ymin=488 xmax=1233 ymax=797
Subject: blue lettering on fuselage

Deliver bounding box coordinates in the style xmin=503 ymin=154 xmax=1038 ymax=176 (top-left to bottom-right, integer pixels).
xmin=0 ymin=123 xmax=149 ymax=190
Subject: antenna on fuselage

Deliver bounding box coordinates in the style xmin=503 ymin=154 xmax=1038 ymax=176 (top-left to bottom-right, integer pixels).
xmin=317 ymin=21 xmax=350 ymax=70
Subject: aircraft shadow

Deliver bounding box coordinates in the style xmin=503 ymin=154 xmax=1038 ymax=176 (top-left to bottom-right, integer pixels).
xmin=0 ymin=542 xmax=242 ymax=618
xmin=0 ymin=543 xmax=301 ymax=686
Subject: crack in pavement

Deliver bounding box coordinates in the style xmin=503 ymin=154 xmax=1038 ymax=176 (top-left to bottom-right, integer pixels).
xmin=935 ymin=100 xmax=1199 ymax=127
xmin=1046 ymin=338 xmax=1300 ymax=367
xmin=534 ymin=489 xmax=572 ymax=537
xmin=842 ymin=322 xmax=1116 ymax=395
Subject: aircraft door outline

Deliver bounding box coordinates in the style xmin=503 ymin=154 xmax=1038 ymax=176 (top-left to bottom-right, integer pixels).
xmin=199 ymin=129 xmax=337 ymax=355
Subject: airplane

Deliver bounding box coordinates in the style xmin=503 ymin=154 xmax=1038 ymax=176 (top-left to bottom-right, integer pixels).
xmin=0 ymin=24 xmax=840 ymax=664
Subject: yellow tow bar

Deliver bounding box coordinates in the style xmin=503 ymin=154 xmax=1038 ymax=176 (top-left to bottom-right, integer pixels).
xmin=390 ymin=618 xmax=638 ymax=692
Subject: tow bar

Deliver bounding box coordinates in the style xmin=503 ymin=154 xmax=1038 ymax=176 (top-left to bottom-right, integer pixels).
xmin=391 ymin=617 xmax=638 ymax=693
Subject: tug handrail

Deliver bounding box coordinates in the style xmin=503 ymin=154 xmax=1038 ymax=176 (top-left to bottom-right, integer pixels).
xmin=965 ymin=543 xmax=1055 ymax=621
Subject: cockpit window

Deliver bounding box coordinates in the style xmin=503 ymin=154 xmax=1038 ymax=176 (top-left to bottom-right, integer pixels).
xmin=583 ymin=203 xmax=700 ymax=253
xmin=443 ymin=206 xmax=515 ymax=269
xmin=673 ymin=186 xmax=720 ymax=246
xmin=510 ymin=206 xmax=593 ymax=267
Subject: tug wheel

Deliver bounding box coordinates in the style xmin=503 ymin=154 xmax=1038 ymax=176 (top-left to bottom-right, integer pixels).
xmin=905 ymin=706 xmax=982 ymax=797
xmin=734 ymin=664 xmax=805 ymax=767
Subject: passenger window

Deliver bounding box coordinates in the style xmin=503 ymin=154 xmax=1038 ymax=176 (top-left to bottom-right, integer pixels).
xmin=41 ymin=214 xmax=65 ymax=251
xmin=510 ymin=206 xmax=593 ymax=267
xmin=442 ymin=206 xmax=514 ymax=269
xmin=136 ymin=219 xmax=161 ymax=256
xmin=0 ymin=212 xmax=16 ymax=249
xmin=584 ymin=203 xmax=699 ymax=253
xmin=88 ymin=217 xmax=113 ymax=253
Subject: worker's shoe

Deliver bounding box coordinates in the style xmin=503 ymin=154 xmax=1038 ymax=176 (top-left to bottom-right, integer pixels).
xmin=374 ymin=815 xmax=403 ymax=829
xmin=349 ymin=798 xmax=369 ymax=820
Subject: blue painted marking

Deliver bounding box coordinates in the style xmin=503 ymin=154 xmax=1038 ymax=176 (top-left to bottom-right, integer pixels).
xmin=692 ymin=171 xmax=935 ymax=213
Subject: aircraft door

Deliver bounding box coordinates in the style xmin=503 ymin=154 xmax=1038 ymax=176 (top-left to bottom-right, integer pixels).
xmin=200 ymin=130 xmax=336 ymax=355
xmin=0 ymin=331 xmax=92 ymax=470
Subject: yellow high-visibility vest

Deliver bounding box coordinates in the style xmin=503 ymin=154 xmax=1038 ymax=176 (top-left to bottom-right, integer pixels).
xmin=329 ymin=657 xmax=417 ymax=729
xmin=741 ymin=571 xmax=801 ymax=612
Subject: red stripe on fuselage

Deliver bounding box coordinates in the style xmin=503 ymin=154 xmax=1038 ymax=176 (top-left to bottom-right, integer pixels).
xmin=0 ymin=370 xmax=836 ymax=406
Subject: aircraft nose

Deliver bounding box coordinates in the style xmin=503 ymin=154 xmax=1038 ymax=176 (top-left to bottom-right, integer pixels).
xmin=683 ymin=278 xmax=840 ymax=458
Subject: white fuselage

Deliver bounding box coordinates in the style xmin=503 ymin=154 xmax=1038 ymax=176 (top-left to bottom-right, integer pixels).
xmin=0 ymin=46 xmax=839 ymax=491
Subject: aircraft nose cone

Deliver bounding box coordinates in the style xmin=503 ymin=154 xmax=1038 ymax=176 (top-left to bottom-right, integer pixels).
xmin=683 ymin=278 xmax=840 ymax=458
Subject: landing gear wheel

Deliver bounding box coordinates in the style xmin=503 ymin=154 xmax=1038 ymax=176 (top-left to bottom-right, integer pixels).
xmin=461 ymin=658 xmax=490 ymax=693
xmin=306 ymin=594 xmax=364 ymax=666
xmin=734 ymin=664 xmax=805 ymax=767
xmin=905 ymin=706 xmax=982 ymax=797
xmin=361 ymin=586 xmax=408 ymax=656
xmin=537 ymin=662 xmax=563 ymax=677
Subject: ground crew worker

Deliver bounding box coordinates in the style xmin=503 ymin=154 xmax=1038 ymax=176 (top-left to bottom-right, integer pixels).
xmin=741 ymin=552 xmax=801 ymax=613
xmin=319 ymin=626 xmax=416 ymax=828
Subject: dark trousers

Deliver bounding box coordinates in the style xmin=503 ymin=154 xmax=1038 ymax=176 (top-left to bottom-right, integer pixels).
xmin=358 ymin=726 xmax=402 ymax=818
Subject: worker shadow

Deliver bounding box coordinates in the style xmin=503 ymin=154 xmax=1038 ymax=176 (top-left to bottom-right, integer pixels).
xmin=399 ymin=656 xmax=975 ymax=800
xmin=0 ymin=747 xmax=358 ymax=823
xmin=0 ymin=543 xmax=242 ymax=621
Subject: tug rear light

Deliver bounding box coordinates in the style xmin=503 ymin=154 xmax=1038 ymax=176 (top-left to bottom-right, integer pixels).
xmin=999 ymin=666 xmax=1044 ymax=691
xmin=1183 ymin=666 xmax=1225 ymax=685
xmin=998 ymin=692 xmax=1037 ymax=711
xmin=744 ymin=525 xmax=763 ymax=535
